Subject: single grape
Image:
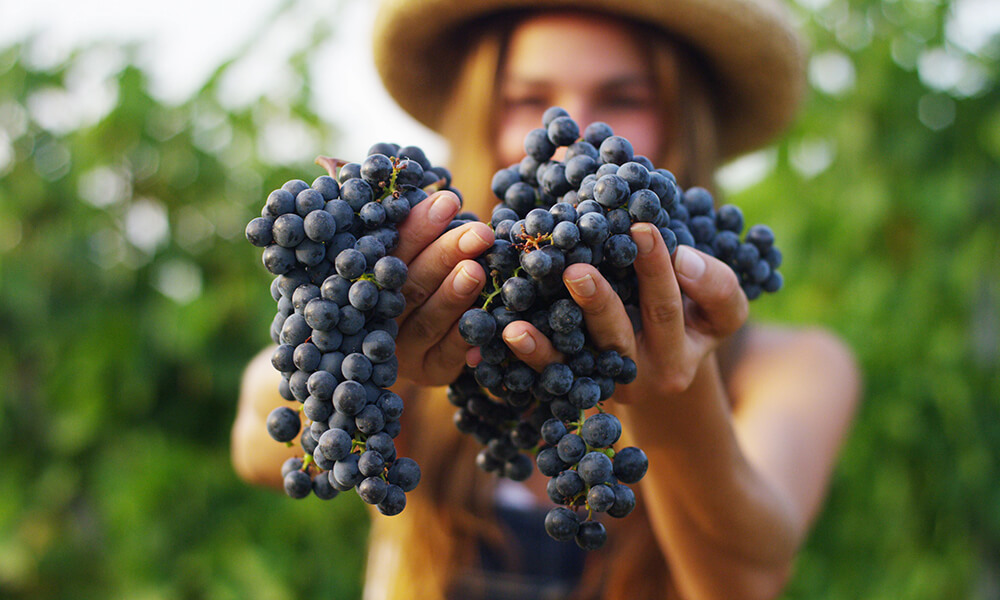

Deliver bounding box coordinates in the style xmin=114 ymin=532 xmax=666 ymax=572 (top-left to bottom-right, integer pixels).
xmin=577 ymin=451 xmax=614 ymax=486
xmin=295 ymin=188 xmax=325 ymax=216
xmin=556 ymin=434 xmax=586 ymax=465
xmin=387 ymin=457 xmax=422 ymax=492
xmin=580 ymin=413 xmax=622 ymax=448
xmin=524 ymin=128 xmax=556 ymax=162
xmin=318 ymin=428 xmax=352 ymax=462
xmin=266 ymin=407 xmax=300 ymax=442
xmin=377 ymin=484 xmax=407 ymax=516
xmin=575 ymin=521 xmax=607 ymax=550
xmin=536 ymin=447 xmax=568 ymax=477
xmin=599 ymin=135 xmax=634 ymax=165
xmin=587 ymin=483 xmax=616 ymax=513
xmin=458 ymin=309 xmax=498 ymax=346
xmin=608 ymin=484 xmax=636 ymax=518
xmin=545 ymin=506 xmax=581 ymax=541
xmin=613 ymin=446 xmax=649 ymax=484
xmin=358 ymin=476 xmax=389 ymax=505
xmin=245 ymin=217 xmax=274 ymax=247
xmin=283 ymin=469 xmax=312 ymax=499
xmin=333 ymin=380 xmax=367 ymax=416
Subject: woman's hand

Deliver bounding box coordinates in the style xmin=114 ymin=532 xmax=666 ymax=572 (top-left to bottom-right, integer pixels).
xmin=475 ymin=222 xmax=748 ymax=404
xmin=391 ymin=190 xmax=495 ymax=387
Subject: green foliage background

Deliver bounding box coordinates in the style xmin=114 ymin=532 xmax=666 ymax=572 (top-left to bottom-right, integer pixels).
xmin=0 ymin=0 xmax=997 ymax=598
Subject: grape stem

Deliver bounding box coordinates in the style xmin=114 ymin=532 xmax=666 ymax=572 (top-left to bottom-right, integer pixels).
xmin=374 ymin=159 xmax=403 ymax=202
xmin=315 ymin=155 xmax=348 ymax=179
xmin=423 ymin=176 xmax=448 ymax=193
xmin=481 ymin=287 xmax=503 ymax=311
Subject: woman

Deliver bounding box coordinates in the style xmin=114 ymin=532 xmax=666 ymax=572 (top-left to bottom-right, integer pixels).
xmin=232 ymin=1 xmax=861 ymax=599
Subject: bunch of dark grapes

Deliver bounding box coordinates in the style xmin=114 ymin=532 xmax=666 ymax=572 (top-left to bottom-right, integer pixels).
xmin=245 ymin=144 xmax=456 ymax=514
xmin=446 ymin=107 xmax=784 ymax=550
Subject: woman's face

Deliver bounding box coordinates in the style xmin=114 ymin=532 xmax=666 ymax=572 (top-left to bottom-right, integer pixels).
xmin=495 ymin=12 xmax=669 ymax=168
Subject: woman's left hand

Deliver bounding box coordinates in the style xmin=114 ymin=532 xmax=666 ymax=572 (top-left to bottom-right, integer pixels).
xmin=471 ymin=222 xmax=748 ymax=405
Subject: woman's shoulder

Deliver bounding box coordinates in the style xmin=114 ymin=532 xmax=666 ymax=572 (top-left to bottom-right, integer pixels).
xmin=742 ymin=323 xmax=856 ymax=362
xmin=726 ymin=323 xmax=861 ymax=410
xmin=239 ymin=345 xmax=283 ymax=418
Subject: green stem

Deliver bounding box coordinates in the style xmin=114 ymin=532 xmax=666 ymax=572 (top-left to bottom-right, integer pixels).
xmin=376 ymin=159 xmax=403 ymax=202
xmin=482 ymin=287 xmax=503 ymax=310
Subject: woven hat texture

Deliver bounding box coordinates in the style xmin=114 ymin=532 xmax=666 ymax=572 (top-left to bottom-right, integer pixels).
xmin=373 ymin=0 xmax=807 ymax=158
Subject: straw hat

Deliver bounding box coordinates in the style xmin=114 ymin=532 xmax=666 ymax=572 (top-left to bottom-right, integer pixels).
xmin=372 ymin=0 xmax=806 ymax=159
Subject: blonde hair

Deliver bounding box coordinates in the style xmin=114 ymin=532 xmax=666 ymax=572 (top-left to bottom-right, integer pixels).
xmin=368 ymin=12 xmax=723 ymax=600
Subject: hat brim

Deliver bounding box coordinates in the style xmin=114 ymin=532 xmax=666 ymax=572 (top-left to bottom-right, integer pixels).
xmin=373 ymin=0 xmax=807 ymax=159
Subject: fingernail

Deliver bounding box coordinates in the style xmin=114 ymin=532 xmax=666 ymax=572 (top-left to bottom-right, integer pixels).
xmin=458 ymin=226 xmax=490 ymax=254
xmin=566 ymin=273 xmax=596 ymax=298
xmin=453 ymin=265 xmax=481 ymax=295
xmin=631 ymin=223 xmax=655 ymax=255
xmin=675 ymin=246 xmax=706 ymax=279
xmin=505 ymin=330 xmax=536 ymax=354
xmin=429 ymin=192 xmax=460 ymax=223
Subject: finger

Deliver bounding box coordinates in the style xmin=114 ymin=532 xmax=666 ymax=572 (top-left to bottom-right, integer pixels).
xmin=465 ymin=346 xmax=483 ymax=368
xmin=672 ymin=245 xmax=749 ymax=339
xmin=629 ymin=223 xmax=687 ymax=358
xmin=422 ymin=320 xmax=482 ymax=384
xmin=398 ymin=222 xmax=494 ymax=321
xmin=392 ymin=191 xmax=462 ymax=264
xmin=396 ymin=259 xmax=487 ymax=353
xmin=562 ymin=263 xmax=637 ymax=358
xmin=501 ymin=321 xmax=564 ymax=372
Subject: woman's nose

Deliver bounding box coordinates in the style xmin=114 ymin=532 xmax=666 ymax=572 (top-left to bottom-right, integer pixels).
xmin=553 ymin=97 xmax=594 ymax=135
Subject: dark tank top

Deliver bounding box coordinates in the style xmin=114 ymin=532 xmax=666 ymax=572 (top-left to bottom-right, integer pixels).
xmin=449 ymin=482 xmax=588 ymax=600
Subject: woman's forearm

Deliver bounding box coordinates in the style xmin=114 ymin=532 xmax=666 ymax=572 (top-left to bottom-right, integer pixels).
xmin=231 ymin=346 xmax=301 ymax=489
xmin=615 ymin=356 xmax=800 ymax=600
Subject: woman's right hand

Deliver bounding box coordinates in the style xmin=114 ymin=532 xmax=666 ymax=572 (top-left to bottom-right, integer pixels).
xmin=391 ymin=190 xmax=494 ymax=387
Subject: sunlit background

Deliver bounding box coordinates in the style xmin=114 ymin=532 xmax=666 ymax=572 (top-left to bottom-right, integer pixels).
xmin=0 ymin=0 xmax=998 ymax=598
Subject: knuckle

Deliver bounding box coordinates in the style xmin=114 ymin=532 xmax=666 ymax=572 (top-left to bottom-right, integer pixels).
xmin=713 ymin=268 xmax=742 ymax=303
xmin=434 ymin=225 xmax=473 ymax=265
xmin=441 ymin=330 xmax=472 ymax=357
xmin=403 ymin=312 xmax=441 ymax=345
xmin=587 ymin=327 xmax=631 ymax=358
xmin=613 ymin=340 xmax=633 ymax=357
xmin=436 ymin=243 xmax=462 ymax=271
xmin=642 ymin=297 xmax=683 ymax=327
xmin=711 ymin=270 xmax=748 ymax=334
xmin=394 ymin=228 xmax=433 ymax=261
xmin=424 ymin=343 xmax=463 ymax=384
xmin=605 ymin=333 xmax=633 ymax=356
xmin=660 ymin=368 xmax=695 ymax=396
xmin=733 ymin=296 xmax=750 ymax=328
xmin=402 ymin=280 xmax=432 ymax=307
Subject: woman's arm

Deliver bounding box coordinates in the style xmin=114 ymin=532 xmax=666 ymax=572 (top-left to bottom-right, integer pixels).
xmin=497 ymin=222 xmax=860 ymax=600
xmin=617 ymin=329 xmax=859 ymax=600
xmin=231 ymin=345 xmax=300 ymax=489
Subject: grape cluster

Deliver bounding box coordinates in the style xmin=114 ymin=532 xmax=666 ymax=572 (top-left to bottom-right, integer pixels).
xmin=245 ymin=144 xmax=456 ymax=513
xmin=445 ymin=106 xmax=784 ymax=550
